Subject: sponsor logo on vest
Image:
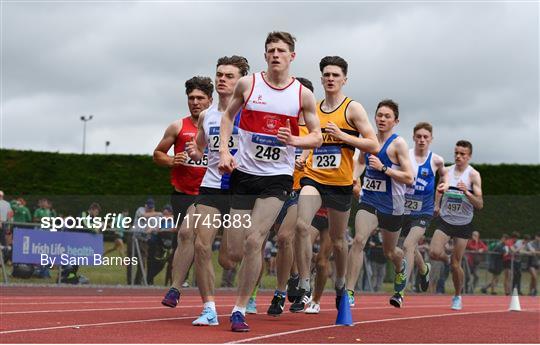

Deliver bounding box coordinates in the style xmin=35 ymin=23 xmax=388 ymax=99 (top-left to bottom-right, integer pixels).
xmin=253 ymin=94 xmax=267 ymax=105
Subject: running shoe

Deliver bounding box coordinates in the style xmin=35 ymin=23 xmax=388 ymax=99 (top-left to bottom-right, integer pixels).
xmin=389 ymin=292 xmax=403 ymax=308
xmin=451 ymin=295 xmax=462 ymax=310
xmin=419 ymin=262 xmax=431 ymax=292
xmin=286 ymin=275 xmax=300 ymax=303
xmin=246 ymin=297 xmax=257 ymax=314
xmin=161 ymin=287 xmax=180 ymax=308
xmin=289 ymin=288 xmax=311 ymax=313
xmin=230 ymin=311 xmax=249 ymax=332
xmin=267 ymin=292 xmax=286 ymax=316
xmin=335 ymin=286 xmax=353 ymax=309
xmin=192 ymin=307 xmax=219 ymax=326
xmin=348 ymin=289 xmax=355 ymax=307
xmin=305 ymin=302 xmax=320 ymax=314
xmin=393 ymin=258 xmax=408 ymax=295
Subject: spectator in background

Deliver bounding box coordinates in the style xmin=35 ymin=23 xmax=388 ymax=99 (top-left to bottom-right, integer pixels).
xmin=506 ymin=232 xmax=524 ymax=295
xmin=33 ymin=198 xmax=52 ymax=222
xmin=127 ymin=198 xmax=158 ymax=285
xmin=147 ymin=205 xmax=175 ymax=285
xmin=103 ymin=209 xmax=128 ymax=257
xmin=368 ymin=229 xmax=386 ymax=292
xmin=433 ymin=240 xmax=453 ymax=294
xmin=12 ymin=198 xmax=32 ymax=224
xmin=264 ymin=238 xmax=273 ymax=275
xmin=60 ymin=203 xmax=102 ymax=284
xmin=481 ymin=234 xmax=508 ymax=295
xmin=502 ymin=233 xmax=516 ymax=295
xmin=525 ymin=233 xmax=539 ymax=296
xmin=0 ymin=191 xmax=13 ymax=230
xmin=47 ymin=200 xmax=57 ymax=218
xmin=465 ymin=231 xmax=487 ymax=292
xmin=81 ymin=202 xmax=102 ymax=232
xmin=0 ymin=191 xmax=13 ymax=264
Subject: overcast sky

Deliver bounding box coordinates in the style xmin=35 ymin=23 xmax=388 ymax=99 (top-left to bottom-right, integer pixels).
xmin=2 ymin=1 xmax=539 ymax=164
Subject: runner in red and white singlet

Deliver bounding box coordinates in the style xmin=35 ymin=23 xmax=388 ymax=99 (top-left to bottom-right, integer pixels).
xmin=154 ymin=76 xmax=213 ymax=307
xmin=218 ymin=31 xmax=322 ymax=332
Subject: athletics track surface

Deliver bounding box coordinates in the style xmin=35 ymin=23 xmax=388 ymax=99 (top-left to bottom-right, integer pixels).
xmin=1 ymin=286 xmax=538 ymax=343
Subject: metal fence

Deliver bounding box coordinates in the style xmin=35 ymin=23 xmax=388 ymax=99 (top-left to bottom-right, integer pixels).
xmin=1 ymin=220 xmax=537 ymax=296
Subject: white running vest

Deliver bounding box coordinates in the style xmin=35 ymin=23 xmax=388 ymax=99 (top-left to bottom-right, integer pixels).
xmin=440 ymin=164 xmax=475 ymax=225
xmin=235 ymin=72 xmax=302 ymax=176
xmin=200 ymin=104 xmax=239 ymax=189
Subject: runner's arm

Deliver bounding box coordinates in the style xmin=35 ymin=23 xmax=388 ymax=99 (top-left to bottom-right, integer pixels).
xmin=371 ymin=138 xmax=414 ymax=185
xmin=219 ymin=76 xmax=249 ymax=154
xmin=290 ymin=87 xmax=322 ymax=149
xmin=153 ymin=121 xmax=183 ymax=167
xmin=186 ymin=111 xmax=207 ymax=161
xmin=343 ymin=102 xmax=379 ymax=154
xmin=466 ymin=170 xmax=484 ymax=210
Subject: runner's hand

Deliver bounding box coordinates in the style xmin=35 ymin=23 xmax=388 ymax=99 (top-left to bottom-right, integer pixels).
xmin=277 ymin=119 xmax=296 ymax=145
xmin=219 ymin=151 xmax=236 ymax=174
xmin=172 ymin=152 xmax=187 ymax=166
xmin=325 ymin=121 xmax=344 ymax=141
xmin=186 ymin=137 xmax=202 ymax=161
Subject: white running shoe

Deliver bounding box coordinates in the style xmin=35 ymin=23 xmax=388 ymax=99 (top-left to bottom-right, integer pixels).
xmin=451 ymin=295 xmax=462 ymax=310
xmin=305 ymin=302 xmax=320 ymax=314
xmin=192 ymin=307 xmax=219 ymax=326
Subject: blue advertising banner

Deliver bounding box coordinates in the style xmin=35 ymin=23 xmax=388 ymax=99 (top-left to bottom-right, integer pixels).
xmin=12 ymin=228 xmax=103 ymax=266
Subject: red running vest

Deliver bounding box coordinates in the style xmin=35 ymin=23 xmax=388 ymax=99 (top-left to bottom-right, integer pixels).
xmin=170 ymin=116 xmax=207 ymax=195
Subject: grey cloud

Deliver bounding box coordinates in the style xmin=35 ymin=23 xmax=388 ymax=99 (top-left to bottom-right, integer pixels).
xmin=3 ymin=2 xmax=538 ymax=162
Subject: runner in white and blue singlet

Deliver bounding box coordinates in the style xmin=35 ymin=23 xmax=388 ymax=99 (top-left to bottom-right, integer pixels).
xmin=401 ymin=122 xmax=447 ymax=296
xmin=345 ymin=99 xmax=414 ymax=309
xmin=182 ymin=56 xmax=250 ymax=327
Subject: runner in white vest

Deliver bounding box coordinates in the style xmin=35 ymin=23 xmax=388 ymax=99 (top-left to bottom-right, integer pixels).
xmin=218 ymin=31 xmax=322 ymax=332
xmin=429 ymin=140 xmax=484 ymax=311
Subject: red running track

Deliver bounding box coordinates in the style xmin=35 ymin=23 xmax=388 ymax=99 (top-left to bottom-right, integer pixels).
xmin=1 ymin=286 xmax=539 ymax=343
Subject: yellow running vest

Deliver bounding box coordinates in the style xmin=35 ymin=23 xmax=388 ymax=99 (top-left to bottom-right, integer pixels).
xmin=293 ymin=125 xmax=308 ymax=190
xmin=304 ymin=97 xmax=359 ymax=186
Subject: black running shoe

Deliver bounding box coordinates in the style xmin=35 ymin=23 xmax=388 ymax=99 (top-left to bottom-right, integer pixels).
xmin=419 ymin=262 xmax=431 ymax=292
xmin=389 ymin=292 xmax=403 ymax=308
xmin=289 ymin=288 xmax=311 ymax=313
xmin=286 ymin=275 xmax=300 ymax=303
xmin=335 ymin=286 xmax=346 ymax=310
xmin=267 ymin=293 xmax=286 ymax=316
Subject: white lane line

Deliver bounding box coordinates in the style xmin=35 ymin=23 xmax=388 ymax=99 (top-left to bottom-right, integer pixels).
xmin=0 ymin=304 xmax=514 ymax=334
xmin=227 ymin=308 xmax=540 ymax=344
xmin=0 ymin=302 xmax=512 ymax=315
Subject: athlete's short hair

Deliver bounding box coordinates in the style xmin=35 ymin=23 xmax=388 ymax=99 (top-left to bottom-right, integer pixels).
xmin=296 ymin=77 xmax=314 ymax=92
xmin=319 ymin=56 xmax=348 ymax=76
xmin=185 ymin=76 xmax=214 ymax=98
xmin=376 ymin=99 xmax=399 ymax=120
xmin=265 ymin=31 xmax=296 ymax=52
xmin=414 ymin=122 xmax=433 ymax=135
xmin=216 ymin=55 xmax=250 ymax=77
xmin=456 ymin=140 xmax=473 ymax=155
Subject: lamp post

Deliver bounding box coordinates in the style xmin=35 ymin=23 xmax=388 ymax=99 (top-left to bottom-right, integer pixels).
xmin=105 ymin=141 xmax=110 ymax=154
xmin=80 ymin=115 xmax=93 ymax=154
